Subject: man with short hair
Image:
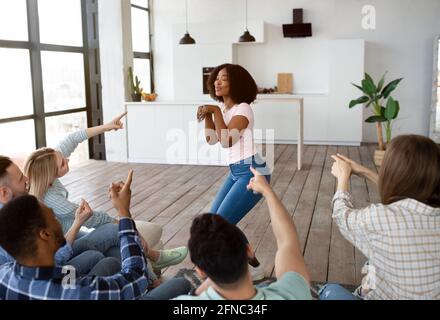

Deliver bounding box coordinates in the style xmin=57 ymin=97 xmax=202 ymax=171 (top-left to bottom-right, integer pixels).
xmin=176 ymin=167 xmax=312 ymax=300
xmin=0 ymin=155 xmax=119 ymax=275
xmin=0 ymin=169 xmax=191 ymax=300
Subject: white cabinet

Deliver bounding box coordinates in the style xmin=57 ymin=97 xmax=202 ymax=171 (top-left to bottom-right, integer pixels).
xmin=126 ymin=103 xmax=227 ymax=165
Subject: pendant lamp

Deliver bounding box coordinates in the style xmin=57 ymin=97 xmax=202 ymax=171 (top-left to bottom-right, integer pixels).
xmin=238 ymin=0 xmax=255 ymax=42
xmin=179 ymin=0 xmax=196 ymax=44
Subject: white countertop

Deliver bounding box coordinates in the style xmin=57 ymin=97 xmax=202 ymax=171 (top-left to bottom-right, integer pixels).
xmin=126 ymin=93 xmax=328 ymax=106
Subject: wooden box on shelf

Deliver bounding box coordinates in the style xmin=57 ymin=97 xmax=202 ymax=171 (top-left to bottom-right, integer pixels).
xmin=277 ymin=73 xmax=293 ymax=94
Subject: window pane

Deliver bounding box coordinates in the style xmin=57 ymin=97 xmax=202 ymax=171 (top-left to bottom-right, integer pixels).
xmin=41 ymin=51 xmax=86 ymax=112
xmin=0 ymin=0 xmax=28 ymax=41
xmin=45 ymin=112 xmax=89 ymax=165
xmin=0 ymin=48 xmax=34 ymax=119
xmin=131 ymin=7 xmax=150 ymax=52
xmin=131 ymin=0 xmax=148 ymax=8
xmin=0 ymin=120 xmax=36 ymax=157
xmin=38 ymin=0 xmax=83 ymax=46
xmin=133 ymin=58 xmax=151 ymax=93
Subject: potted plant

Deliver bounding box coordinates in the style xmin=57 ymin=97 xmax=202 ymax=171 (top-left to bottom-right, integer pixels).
xmin=128 ymin=67 xmax=143 ymax=102
xmin=349 ymin=72 xmax=403 ymax=166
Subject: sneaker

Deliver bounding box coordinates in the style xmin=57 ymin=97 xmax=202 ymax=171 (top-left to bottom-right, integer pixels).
xmin=151 ymin=246 xmax=188 ymax=271
xmin=249 ymin=264 xmax=265 ymax=282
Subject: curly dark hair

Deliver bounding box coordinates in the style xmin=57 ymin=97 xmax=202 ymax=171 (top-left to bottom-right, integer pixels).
xmin=207 ymin=63 xmax=258 ymax=104
xmin=188 ymin=213 xmax=249 ymax=287
xmin=0 ymin=195 xmax=47 ymax=259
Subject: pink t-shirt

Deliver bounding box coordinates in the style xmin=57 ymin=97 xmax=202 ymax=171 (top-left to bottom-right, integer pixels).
xmin=222 ymin=102 xmax=257 ymax=164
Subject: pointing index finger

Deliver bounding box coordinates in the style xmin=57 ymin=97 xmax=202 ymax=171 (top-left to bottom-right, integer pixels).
xmin=116 ymin=111 xmax=128 ymax=121
xmin=124 ymin=169 xmax=134 ymax=188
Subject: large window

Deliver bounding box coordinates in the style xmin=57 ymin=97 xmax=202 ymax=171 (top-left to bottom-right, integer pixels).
xmin=0 ymin=0 xmax=104 ymax=164
xmin=131 ymin=0 xmax=154 ymax=93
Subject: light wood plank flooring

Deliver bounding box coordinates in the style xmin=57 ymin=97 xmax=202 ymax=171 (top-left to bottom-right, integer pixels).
xmin=63 ymin=144 xmax=379 ymax=285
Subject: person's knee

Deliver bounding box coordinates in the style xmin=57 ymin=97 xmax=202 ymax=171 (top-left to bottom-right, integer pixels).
xmin=318 ymin=283 xmax=356 ymax=300
xmin=84 ymin=250 xmax=105 ymax=264
xmin=89 ymin=257 xmax=121 ymax=276
xmin=173 ymin=277 xmax=192 ymax=293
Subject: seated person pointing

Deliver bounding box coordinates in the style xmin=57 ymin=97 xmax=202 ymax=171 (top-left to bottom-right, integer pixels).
xmin=0 ymin=170 xmax=190 ymax=300
xmin=175 ymin=167 xmax=312 ymax=300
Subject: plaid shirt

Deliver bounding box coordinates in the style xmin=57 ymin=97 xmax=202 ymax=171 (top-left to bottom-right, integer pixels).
xmin=0 ymin=218 xmax=149 ymax=300
xmin=332 ymin=190 xmax=440 ymax=300
xmin=0 ymin=244 xmax=73 ymax=267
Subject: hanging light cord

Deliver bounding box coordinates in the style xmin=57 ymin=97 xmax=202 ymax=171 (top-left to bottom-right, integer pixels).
xmin=245 ymin=0 xmax=248 ymax=31
xmin=185 ymin=0 xmax=189 ymax=32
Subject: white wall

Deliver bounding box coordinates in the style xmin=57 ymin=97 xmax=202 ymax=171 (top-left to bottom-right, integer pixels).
xmin=98 ymin=0 xmax=132 ymax=161
xmin=152 ymin=0 xmax=440 ymax=142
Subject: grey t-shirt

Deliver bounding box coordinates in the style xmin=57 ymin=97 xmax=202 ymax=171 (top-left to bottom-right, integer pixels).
xmin=175 ymin=271 xmax=312 ymax=300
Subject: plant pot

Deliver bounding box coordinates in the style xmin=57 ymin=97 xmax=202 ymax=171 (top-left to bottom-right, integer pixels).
xmin=374 ymin=149 xmax=386 ymax=167
xmin=131 ymin=93 xmax=142 ymax=102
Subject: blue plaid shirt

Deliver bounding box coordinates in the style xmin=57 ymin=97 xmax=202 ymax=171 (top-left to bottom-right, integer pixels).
xmin=0 ymin=218 xmax=149 ymax=300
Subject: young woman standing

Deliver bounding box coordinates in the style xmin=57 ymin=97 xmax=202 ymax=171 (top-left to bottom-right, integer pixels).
xmin=197 ymin=63 xmax=271 ymax=280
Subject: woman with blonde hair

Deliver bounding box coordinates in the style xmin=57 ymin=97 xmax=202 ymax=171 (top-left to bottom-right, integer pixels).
xmin=24 ymin=112 xmax=188 ymax=285
xmin=320 ymin=134 xmax=440 ymax=300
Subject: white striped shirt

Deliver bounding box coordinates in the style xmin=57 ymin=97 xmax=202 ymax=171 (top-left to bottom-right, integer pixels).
xmin=332 ymin=190 xmax=440 ymax=300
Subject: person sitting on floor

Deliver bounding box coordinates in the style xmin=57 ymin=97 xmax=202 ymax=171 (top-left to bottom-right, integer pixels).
xmin=0 ymin=155 xmax=120 ymax=276
xmin=23 ymin=112 xmax=188 ymax=286
xmin=0 ymin=169 xmax=191 ymax=300
xmin=322 ymin=134 xmax=440 ymax=300
xmin=175 ymin=166 xmax=312 ymax=300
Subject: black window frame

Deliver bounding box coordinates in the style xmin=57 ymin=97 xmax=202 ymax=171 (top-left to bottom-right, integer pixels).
xmin=0 ymin=0 xmax=106 ymax=160
xmin=131 ymin=0 xmax=155 ymax=93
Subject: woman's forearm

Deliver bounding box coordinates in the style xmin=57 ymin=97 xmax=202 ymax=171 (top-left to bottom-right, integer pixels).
xmin=64 ymin=222 xmax=81 ymax=245
xmin=212 ymin=109 xmax=232 ymax=147
xmin=337 ymin=175 xmax=350 ymax=192
xmin=361 ymin=167 xmax=379 ymax=185
xmin=204 ymin=114 xmax=218 ymax=144
xmin=86 ymin=124 xmax=110 ymax=139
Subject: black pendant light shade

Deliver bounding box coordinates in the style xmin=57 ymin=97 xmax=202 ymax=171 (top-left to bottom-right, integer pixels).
xmin=179 ymin=32 xmax=196 ymax=44
xmin=239 ymin=29 xmax=255 ymax=42
xmin=180 ymin=0 xmax=196 ymax=45
xmin=238 ymin=0 xmax=255 ymax=43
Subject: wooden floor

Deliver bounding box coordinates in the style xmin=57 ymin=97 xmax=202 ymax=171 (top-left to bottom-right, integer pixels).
xmin=63 ymin=144 xmax=380 ymax=285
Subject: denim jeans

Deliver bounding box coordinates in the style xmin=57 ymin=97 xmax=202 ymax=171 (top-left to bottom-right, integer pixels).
xmin=72 ymin=223 xmax=158 ymax=281
xmin=318 ymin=283 xmax=360 ymax=300
xmin=142 ymin=277 xmax=192 ymax=300
xmin=73 ymin=223 xmax=120 ymax=260
xmin=66 ymin=250 xmax=121 ymax=276
xmin=210 ymin=154 xmax=271 ymax=225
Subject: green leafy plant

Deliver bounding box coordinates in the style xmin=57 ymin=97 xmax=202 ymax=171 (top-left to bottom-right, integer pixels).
xmin=349 ymin=73 xmax=403 ymax=150
xmin=128 ymin=67 xmax=143 ymax=100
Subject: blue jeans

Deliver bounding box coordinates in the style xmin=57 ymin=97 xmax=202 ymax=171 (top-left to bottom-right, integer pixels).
xmin=142 ymin=277 xmax=192 ymax=300
xmin=318 ymin=283 xmax=360 ymax=300
xmin=72 ymin=223 xmax=158 ymax=281
xmin=66 ymin=250 xmax=121 ymax=276
xmin=210 ymin=154 xmax=271 ymax=225
xmin=73 ymin=223 xmax=120 ymax=260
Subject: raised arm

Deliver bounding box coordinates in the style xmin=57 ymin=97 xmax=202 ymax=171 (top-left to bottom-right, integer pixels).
xmin=55 ymin=112 xmax=127 ymax=158
xmin=87 ymin=170 xmax=150 ymax=300
xmin=197 ymin=105 xmax=218 ymax=145
xmin=330 ymin=155 xmax=372 ymax=256
xmin=335 ymin=153 xmax=378 ymax=186
xmin=64 ymin=199 xmax=93 ymax=245
xmin=85 ymin=111 xmax=127 ymax=139
xmin=247 ymin=167 xmax=310 ymax=283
